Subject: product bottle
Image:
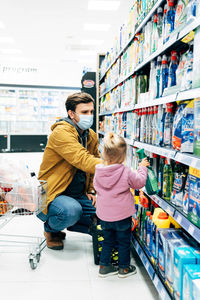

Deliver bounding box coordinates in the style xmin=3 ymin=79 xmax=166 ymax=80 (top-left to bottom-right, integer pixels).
xmin=157 ymin=7 xmax=164 ymax=48
xmin=144 ymin=211 xmax=151 ymax=244
xmin=162 ymin=4 xmax=168 ymax=44
xmin=166 ymin=0 xmax=176 ymax=42
xmin=164 ymin=103 xmax=174 ymax=148
xmin=146 ymin=214 xmax=153 ymax=252
xmin=152 ymin=106 xmax=158 ymax=145
xmin=152 ymin=14 xmax=159 ymax=53
xmin=156 ymin=56 xmax=162 ymax=98
xmin=162 ymin=158 xmax=173 ymax=201
xmin=158 ymin=156 xmax=165 ymax=197
xmin=160 ymin=55 xmax=169 ymax=96
xmin=136 ymin=148 xmax=159 ymax=195
xmin=175 ymin=0 xmax=188 ymax=30
xmin=168 ymin=50 xmax=178 ymax=87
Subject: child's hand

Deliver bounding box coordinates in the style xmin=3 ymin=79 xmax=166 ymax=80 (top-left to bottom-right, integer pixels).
xmin=139 ymin=158 xmax=150 ymax=167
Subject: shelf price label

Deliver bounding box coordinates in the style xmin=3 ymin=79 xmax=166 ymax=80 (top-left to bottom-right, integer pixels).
xmin=188 ymin=225 xmax=195 ymax=236
xmin=176 ymin=214 xmax=182 ymax=224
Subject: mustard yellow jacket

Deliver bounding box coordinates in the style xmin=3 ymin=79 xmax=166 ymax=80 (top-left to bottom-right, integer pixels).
xmin=38 ymin=120 xmax=102 ymax=214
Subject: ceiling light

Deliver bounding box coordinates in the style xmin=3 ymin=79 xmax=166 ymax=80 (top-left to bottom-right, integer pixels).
xmin=81 ymin=39 xmax=104 ymax=46
xmin=0 ymin=49 xmax=22 ymax=54
xmin=0 ymin=37 xmax=14 ymax=43
xmin=88 ymin=1 xmax=120 ymax=11
xmin=84 ymin=23 xmax=111 ymax=31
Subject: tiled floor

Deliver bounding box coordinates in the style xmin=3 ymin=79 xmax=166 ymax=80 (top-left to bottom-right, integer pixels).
xmin=0 ymin=153 xmax=160 ymax=300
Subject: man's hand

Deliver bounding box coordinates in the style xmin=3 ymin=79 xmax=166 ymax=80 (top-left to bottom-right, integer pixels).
xmin=86 ymin=193 xmax=96 ymax=207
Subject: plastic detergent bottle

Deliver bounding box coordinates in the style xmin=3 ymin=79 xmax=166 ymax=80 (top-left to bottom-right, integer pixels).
xmin=162 ymin=4 xmax=168 ymax=44
xmin=152 ymin=14 xmax=159 ymax=53
xmin=136 ymin=148 xmax=159 ymax=195
xmin=144 ymin=211 xmax=152 ymax=243
xmin=156 ymin=56 xmax=162 ymax=98
xmin=140 ymin=199 xmax=149 ymax=242
xmin=152 ymin=106 xmax=158 ymax=145
xmin=158 ymin=156 xmax=165 ymax=197
xmin=175 ymin=0 xmax=188 ymax=30
xmin=164 ymin=103 xmax=174 ymax=147
xmin=154 ymin=212 xmax=170 ymax=228
xmin=162 ymin=158 xmax=173 ymax=201
xmin=168 ymin=51 xmax=178 ymax=87
xmin=161 ymin=55 xmax=169 ymax=96
xmin=166 ymin=0 xmax=176 ymax=42
xmin=152 ymin=207 xmax=164 ymax=222
xmin=146 ymin=214 xmax=153 ymax=252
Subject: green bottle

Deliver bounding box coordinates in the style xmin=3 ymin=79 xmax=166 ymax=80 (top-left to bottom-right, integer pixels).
xmin=162 ymin=158 xmax=173 ymax=201
xmin=136 ymin=148 xmax=158 ymax=195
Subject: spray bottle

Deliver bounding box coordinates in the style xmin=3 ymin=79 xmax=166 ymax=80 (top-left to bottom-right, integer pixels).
xmin=136 ymin=148 xmax=159 ymax=195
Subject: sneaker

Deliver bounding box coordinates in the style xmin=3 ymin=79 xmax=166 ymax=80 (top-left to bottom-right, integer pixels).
xmin=118 ymin=265 xmax=137 ymax=278
xmin=99 ymin=265 xmax=118 ymax=278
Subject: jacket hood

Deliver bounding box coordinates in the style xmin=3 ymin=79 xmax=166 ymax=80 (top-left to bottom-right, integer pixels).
xmin=51 ymin=117 xmax=89 ymax=147
xmin=95 ymin=164 xmax=125 ymax=189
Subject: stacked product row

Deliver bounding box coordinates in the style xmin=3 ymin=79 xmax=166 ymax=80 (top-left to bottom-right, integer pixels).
xmin=134 ymin=190 xmax=200 ymax=300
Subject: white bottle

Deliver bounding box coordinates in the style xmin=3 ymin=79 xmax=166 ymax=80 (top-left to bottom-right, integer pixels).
xmin=152 ymin=106 xmax=158 ymax=145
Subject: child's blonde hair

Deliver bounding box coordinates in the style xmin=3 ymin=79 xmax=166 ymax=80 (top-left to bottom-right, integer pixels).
xmin=103 ymin=132 xmax=127 ymax=164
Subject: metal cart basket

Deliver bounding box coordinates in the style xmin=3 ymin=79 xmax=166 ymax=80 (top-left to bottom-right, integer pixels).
xmin=0 ymin=180 xmax=47 ymax=269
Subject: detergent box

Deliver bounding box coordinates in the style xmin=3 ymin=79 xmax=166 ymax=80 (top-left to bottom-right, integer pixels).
xmin=173 ymin=247 xmax=197 ymax=300
xmin=194 ymin=98 xmax=200 ymax=157
xmin=183 ymin=265 xmax=200 ymax=300
xmin=188 ymin=167 xmax=200 ymax=228
xmin=181 ymin=100 xmax=194 ymax=153
xmin=193 ymin=279 xmax=200 ymax=300
xmin=157 ymin=229 xmax=181 ymax=279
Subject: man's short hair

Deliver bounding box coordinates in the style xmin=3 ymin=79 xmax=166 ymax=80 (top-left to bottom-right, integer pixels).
xmin=65 ymin=92 xmax=94 ymax=112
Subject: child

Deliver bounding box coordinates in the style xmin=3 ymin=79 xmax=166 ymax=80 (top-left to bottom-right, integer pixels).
xmin=93 ymin=132 xmax=149 ymax=278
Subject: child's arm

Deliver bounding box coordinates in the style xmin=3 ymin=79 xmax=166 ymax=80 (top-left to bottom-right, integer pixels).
xmin=128 ymin=158 xmax=149 ymax=189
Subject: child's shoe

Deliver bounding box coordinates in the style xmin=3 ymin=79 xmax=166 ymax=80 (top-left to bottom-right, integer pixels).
xmin=98 ymin=264 xmax=118 ymax=278
xmin=118 ymin=265 xmax=137 ymax=278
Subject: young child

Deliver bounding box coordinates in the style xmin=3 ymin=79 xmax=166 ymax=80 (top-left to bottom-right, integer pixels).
xmin=93 ymin=132 xmax=149 ymax=278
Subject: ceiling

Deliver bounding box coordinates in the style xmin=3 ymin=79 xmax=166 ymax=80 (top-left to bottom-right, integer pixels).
xmin=0 ymin=0 xmax=131 ymax=85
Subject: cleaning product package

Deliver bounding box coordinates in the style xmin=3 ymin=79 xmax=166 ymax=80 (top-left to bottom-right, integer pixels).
xmin=192 ymin=27 xmax=200 ymax=88
xmin=181 ymin=100 xmax=194 ymax=153
xmin=188 ymin=167 xmax=200 ymax=228
xmin=172 ymin=101 xmax=188 ymax=150
xmin=175 ymin=0 xmax=189 ymax=31
xmin=182 ymin=174 xmax=190 ymax=214
xmin=183 ymin=264 xmax=200 ymax=300
xmin=173 ymin=247 xmax=197 ymax=300
xmin=193 ymin=279 xmax=200 ymax=299
xmin=171 ymin=163 xmax=188 ymax=207
xmin=194 ymin=97 xmax=200 ymax=157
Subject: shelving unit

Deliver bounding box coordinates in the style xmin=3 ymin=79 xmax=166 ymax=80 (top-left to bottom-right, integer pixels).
xmin=131 ymin=238 xmax=171 ymax=300
xmin=96 ymin=1 xmax=200 ymax=298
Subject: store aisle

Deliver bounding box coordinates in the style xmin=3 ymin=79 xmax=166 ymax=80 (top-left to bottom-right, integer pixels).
xmin=0 ymin=153 xmax=159 ymax=300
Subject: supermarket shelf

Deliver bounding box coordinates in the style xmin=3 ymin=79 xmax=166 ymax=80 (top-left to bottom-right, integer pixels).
xmin=144 ymin=191 xmax=200 ymax=244
xmin=134 ymin=141 xmax=176 ymax=159
xmin=134 ymin=93 xmax=178 ymax=109
xmin=176 ymin=87 xmax=200 ymax=101
xmin=99 ymin=105 xmax=135 ymax=116
xmin=99 ymin=0 xmax=165 ymax=82
xmin=175 ymin=152 xmax=200 ymax=170
xmin=132 ymin=238 xmax=171 ymax=300
xmin=100 ymin=18 xmax=200 ymax=96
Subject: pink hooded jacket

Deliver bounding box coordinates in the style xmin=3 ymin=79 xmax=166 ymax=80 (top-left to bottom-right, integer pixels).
xmin=93 ymin=164 xmax=148 ymax=222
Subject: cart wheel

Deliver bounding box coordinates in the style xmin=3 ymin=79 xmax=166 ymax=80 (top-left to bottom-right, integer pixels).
xmin=36 ymin=253 xmax=41 ymax=263
xmin=29 ymin=259 xmax=37 ymax=270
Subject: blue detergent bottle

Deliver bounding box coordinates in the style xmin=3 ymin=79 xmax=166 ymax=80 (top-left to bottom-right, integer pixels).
xmin=166 ymin=0 xmax=176 ymax=43
xmin=156 ymin=56 xmax=162 ymax=98
xmin=161 ymin=55 xmax=169 ymax=96
xmin=168 ymin=50 xmax=178 ymax=87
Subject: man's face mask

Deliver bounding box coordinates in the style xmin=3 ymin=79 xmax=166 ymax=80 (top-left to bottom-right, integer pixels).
xmin=74 ymin=112 xmax=94 ymax=130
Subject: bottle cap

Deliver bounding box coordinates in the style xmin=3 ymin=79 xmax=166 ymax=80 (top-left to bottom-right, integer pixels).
xmin=167 ymin=0 xmax=174 ymax=7
xmin=154 ymin=14 xmax=158 ymax=23
xmin=158 ymin=212 xmax=168 ymax=219
xmin=146 ymin=211 xmax=151 ymax=216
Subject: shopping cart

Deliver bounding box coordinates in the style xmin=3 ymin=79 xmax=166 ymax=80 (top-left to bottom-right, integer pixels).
xmin=0 ymin=180 xmax=47 ymax=269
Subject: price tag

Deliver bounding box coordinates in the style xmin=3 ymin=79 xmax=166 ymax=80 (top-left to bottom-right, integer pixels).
xmin=188 ymin=225 xmax=195 ymax=236
xmin=154 ymin=275 xmax=159 ymax=287
xmin=176 ymin=214 xmax=182 ymax=224
xmin=160 ymin=289 xmax=166 ymax=299
xmin=166 ymin=207 xmax=173 ymax=216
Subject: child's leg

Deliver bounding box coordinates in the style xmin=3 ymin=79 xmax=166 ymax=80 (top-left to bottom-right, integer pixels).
xmin=99 ymin=228 xmax=115 ymax=266
xmin=115 ymin=227 xmax=131 ymax=269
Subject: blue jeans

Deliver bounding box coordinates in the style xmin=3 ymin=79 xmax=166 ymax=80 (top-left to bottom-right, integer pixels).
xmin=37 ymin=194 xmax=96 ymax=234
xmin=99 ymin=217 xmax=132 ymax=269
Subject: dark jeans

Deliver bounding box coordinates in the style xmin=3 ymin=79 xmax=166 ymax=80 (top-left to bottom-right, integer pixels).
xmin=99 ymin=217 xmax=132 ymax=269
xmin=37 ymin=194 xmax=96 ymax=234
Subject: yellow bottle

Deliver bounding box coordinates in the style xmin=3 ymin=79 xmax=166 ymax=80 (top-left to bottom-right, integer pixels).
xmin=169 ymin=216 xmax=182 ymax=229
xmin=154 ymin=212 xmax=170 ymax=229
xmin=152 ymin=208 xmax=164 ymax=223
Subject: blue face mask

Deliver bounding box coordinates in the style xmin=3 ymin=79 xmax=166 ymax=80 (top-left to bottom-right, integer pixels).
xmin=76 ymin=114 xmax=94 ymax=130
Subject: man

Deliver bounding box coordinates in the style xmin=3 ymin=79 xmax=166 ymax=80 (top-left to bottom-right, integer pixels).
xmin=37 ymin=92 xmax=102 ymax=250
